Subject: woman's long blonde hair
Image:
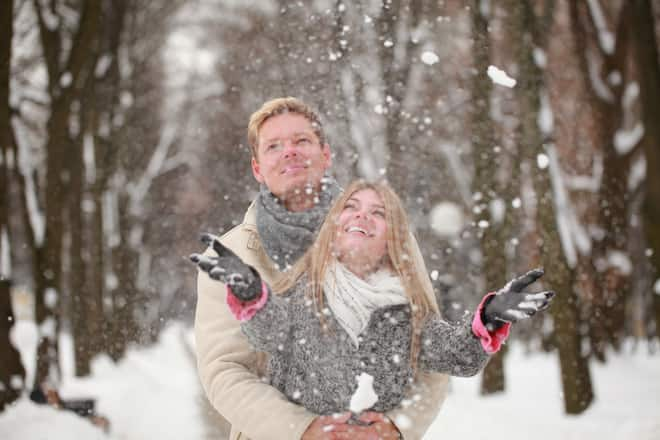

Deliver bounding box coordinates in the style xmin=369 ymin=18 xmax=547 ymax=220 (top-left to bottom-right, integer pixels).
xmin=273 ymin=180 xmax=439 ymax=369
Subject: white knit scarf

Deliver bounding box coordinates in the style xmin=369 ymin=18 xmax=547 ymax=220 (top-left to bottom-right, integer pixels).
xmin=323 ymin=261 xmax=408 ymax=347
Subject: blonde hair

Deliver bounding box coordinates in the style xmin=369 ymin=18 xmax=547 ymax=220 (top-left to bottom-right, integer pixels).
xmin=273 ymin=180 xmax=438 ymax=370
xmin=247 ymin=97 xmax=326 ymax=159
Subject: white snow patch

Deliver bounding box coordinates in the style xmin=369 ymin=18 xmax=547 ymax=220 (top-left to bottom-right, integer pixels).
xmin=479 ymin=0 xmax=491 ymax=17
xmin=608 ymin=70 xmax=622 ymax=86
xmin=533 ymin=48 xmax=547 ymax=68
xmin=349 ymin=372 xmax=378 ymax=413
xmin=421 ymin=51 xmax=440 ymax=66
xmin=538 ymin=90 xmax=554 ymax=135
xmin=537 ymin=153 xmax=549 ymax=169
xmin=623 ymin=82 xmax=640 ymax=108
xmin=586 ymin=0 xmax=615 ymax=54
xmin=430 ymin=270 xmax=439 ymax=281
xmin=1 ymin=227 xmax=10 ymax=278
xmin=547 ymin=144 xmax=591 ymax=267
xmin=25 ymin=171 xmax=45 ymax=245
xmin=44 ymin=287 xmax=58 ymax=309
xmin=95 ymin=54 xmax=113 ymax=78
xmin=565 ymin=154 xmax=603 ymax=192
xmin=10 ymin=375 xmax=23 ymax=390
xmin=83 ymin=132 xmax=96 ymax=184
xmin=424 ymin=344 xmax=660 ymax=439
xmin=511 ymin=197 xmax=522 ymax=209
xmin=2 ymin=322 xmax=204 ymax=440
xmin=586 ymin=50 xmax=613 ymax=102
xmin=40 ymin=2 xmax=60 ymax=30
xmin=487 ymin=65 xmax=516 ymax=88
xmin=628 ymin=156 xmax=646 ymax=191
xmin=489 ymin=198 xmax=505 ymax=225
xmin=39 ymin=317 xmax=57 ymax=339
xmin=2 ymin=320 xmax=659 ymax=440
xmin=60 ymin=72 xmax=72 ymax=88
xmin=614 ymin=122 xmax=644 ymax=155
xmin=607 ymin=250 xmax=632 ymax=275
xmin=654 ymin=279 xmax=660 ymax=295
xmin=0 ymin=399 xmax=107 ymax=440
xmin=429 ymin=202 xmax=464 ymax=237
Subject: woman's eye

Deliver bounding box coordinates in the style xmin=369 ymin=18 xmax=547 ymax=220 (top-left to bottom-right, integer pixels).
xmin=267 ymin=143 xmax=280 ymax=151
xmin=373 ymin=210 xmax=385 ymax=218
xmin=296 ymin=138 xmax=311 ymax=145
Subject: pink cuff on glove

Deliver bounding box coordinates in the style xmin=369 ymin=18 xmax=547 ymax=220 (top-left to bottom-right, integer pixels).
xmin=226 ymin=281 xmax=269 ymax=322
xmin=472 ymin=292 xmax=511 ymax=354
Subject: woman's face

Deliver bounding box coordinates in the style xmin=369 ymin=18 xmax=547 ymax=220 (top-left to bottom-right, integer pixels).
xmin=334 ymin=189 xmax=388 ymax=278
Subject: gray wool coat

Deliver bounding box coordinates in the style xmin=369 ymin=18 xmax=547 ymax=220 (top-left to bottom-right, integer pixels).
xmin=240 ymin=279 xmax=491 ymax=415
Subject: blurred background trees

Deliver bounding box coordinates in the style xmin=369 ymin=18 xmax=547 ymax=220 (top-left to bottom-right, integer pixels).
xmin=1 ymin=0 xmax=659 ymax=415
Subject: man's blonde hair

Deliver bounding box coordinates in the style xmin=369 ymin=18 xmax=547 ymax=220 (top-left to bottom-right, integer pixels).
xmin=273 ymin=179 xmax=439 ymax=371
xmin=247 ymin=97 xmax=326 ymax=159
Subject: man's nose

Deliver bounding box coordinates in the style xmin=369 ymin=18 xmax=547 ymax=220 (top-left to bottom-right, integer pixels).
xmin=282 ymin=140 xmax=300 ymax=157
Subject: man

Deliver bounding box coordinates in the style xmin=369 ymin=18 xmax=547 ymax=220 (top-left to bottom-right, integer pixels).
xmin=194 ymin=97 xmax=449 ymax=439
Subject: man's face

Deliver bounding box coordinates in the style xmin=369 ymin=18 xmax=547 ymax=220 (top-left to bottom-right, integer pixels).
xmin=251 ymin=113 xmax=331 ymax=201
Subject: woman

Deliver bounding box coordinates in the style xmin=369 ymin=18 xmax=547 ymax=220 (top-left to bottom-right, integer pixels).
xmin=191 ymin=180 xmax=554 ymax=416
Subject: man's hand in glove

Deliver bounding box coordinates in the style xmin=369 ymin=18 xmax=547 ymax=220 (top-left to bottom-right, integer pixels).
xmin=190 ymin=233 xmax=262 ymax=302
xmin=482 ymin=268 xmax=556 ymax=331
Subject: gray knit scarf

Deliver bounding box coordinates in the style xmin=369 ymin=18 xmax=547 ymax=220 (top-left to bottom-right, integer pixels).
xmin=256 ymin=176 xmax=342 ymax=270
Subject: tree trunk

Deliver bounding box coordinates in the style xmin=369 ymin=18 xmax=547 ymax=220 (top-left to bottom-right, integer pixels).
xmin=0 ymin=279 xmax=25 ymax=411
xmin=515 ymin=1 xmax=594 ymax=414
xmin=568 ymin=1 xmax=635 ymax=359
xmin=32 ymin=0 xmax=102 ymax=387
xmin=1 ymin=0 xmax=28 ymax=406
xmin=470 ymin=0 xmax=508 ymax=395
xmin=68 ymin=128 xmax=90 ymax=376
xmin=631 ymin=0 xmax=660 ymax=338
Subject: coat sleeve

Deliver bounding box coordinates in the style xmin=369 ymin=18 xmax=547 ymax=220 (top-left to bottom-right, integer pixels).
xmin=417 ymin=314 xmax=491 ymax=376
xmin=237 ymin=286 xmax=295 ymax=354
xmin=383 ymin=234 xmax=451 ymax=439
xmin=195 ymin=268 xmax=316 ymax=440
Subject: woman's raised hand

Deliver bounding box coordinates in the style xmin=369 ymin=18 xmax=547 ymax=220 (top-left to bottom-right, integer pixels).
xmin=482 ymin=268 xmax=556 ymax=330
xmin=190 ymin=233 xmax=262 ymax=302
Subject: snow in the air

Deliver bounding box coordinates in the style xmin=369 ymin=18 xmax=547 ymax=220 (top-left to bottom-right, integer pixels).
xmin=429 ymin=201 xmax=464 ymax=237
xmin=421 ymin=51 xmax=440 ymax=66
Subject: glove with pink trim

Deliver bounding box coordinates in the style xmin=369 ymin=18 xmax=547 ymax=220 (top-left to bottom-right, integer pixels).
xmin=190 ymin=233 xmax=262 ymax=302
xmin=482 ymin=268 xmax=555 ymax=331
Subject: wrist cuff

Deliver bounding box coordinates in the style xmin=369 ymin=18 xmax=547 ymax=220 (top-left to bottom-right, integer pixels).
xmin=472 ymin=292 xmax=511 ymax=354
xmin=226 ymin=281 xmax=269 ymax=322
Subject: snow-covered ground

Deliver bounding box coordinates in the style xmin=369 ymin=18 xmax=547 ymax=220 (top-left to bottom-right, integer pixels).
xmin=1 ymin=320 xmax=658 ymax=440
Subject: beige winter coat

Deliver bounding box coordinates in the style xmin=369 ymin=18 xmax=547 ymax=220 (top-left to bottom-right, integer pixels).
xmin=194 ymin=201 xmax=450 ymax=440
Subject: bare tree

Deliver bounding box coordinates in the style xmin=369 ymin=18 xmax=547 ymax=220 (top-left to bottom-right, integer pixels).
xmin=468 ymin=0 xmax=509 ymax=394
xmin=515 ymin=0 xmax=593 ymax=414
xmin=631 ymin=0 xmax=660 ymax=341
xmin=1 ymin=0 xmax=28 ymax=411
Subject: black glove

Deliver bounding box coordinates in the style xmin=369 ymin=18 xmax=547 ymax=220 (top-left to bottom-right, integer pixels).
xmin=482 ymin=268 xmax=555 ymax=331
xmin=190 ymin=233 xmax=263 ymax=302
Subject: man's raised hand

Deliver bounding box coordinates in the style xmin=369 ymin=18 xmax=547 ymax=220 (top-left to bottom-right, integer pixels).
xmin=482 ymin=268 xmax=556 ymax=331
xmin=190 ymin=233 xmax=262 ymax=302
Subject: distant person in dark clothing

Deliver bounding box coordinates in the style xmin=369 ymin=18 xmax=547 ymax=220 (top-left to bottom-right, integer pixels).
xmin=30 ymin=384 xmax=110 ymax=433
